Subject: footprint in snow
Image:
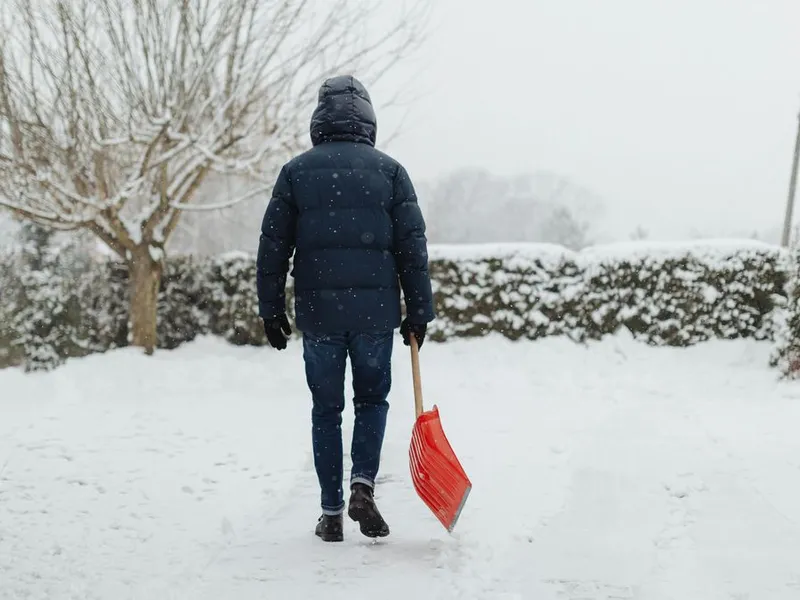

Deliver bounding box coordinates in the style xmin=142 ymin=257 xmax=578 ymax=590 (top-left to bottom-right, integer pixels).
xmin=221 ymin=517 xmax=235 ymax=538
xmin=664 ymin=473 xmax=707 ymax=499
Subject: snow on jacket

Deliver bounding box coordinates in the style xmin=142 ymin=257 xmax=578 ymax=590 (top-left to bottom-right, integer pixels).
xmin=256 ymin=75 xmax=435 ymax=333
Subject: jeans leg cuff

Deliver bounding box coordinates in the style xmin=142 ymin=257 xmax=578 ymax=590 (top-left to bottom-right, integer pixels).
xmin=322 ymin=503 xmax=345 ymax=516
xmin=350 ymin=475 xmax=375 ymax=489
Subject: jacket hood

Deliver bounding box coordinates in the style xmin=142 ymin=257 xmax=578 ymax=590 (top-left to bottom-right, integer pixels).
xmin=310 ymin=75 xmax=377 ymax=147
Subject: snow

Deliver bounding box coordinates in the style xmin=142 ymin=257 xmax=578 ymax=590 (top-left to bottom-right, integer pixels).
xmin=3 ymin=335 xmax=800 ymax=599
xmin=119 ymin=217 xmax=142 ymax=246
xmin=427 ymin=239 xmax=787 ymax=266
xmin=0 ymin=213 xmax=21 ymax=253
xmin=576 ymin=238 xmax=785 ymax=264
xmin=216 ymin=250 xmax=253 ymax=262
xmin=148 ymin=245 xmax=164 ymax=262
xmin=429 ymin=242 xmax=573 ymax=264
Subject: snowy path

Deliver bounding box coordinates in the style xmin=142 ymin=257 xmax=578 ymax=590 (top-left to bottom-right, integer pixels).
xmin=2 ymin=334 xmax=800 ymax=599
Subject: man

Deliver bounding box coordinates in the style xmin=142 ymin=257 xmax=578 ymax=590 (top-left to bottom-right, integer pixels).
xmin=256 ymin=75 xmax=435 ymax=542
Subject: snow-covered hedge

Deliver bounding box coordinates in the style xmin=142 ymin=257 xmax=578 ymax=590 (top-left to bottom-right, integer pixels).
xmin=769 ymin=248 xmax=800 ymax=378
xmin=0 ymin=240 xmax=791 ymax=371
xmin=0 ymin=237 xmax=109 ymax=371
xmin=427 ymin=241 xmax=789 ymax=345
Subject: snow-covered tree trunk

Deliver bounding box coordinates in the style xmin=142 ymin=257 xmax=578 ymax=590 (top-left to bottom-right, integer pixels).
xmin=128 ymin=247 xmax=163 ymax=355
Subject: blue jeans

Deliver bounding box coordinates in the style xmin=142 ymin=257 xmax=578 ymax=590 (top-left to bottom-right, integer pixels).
xmin=302 ymin=330 xmax=393 ymax=515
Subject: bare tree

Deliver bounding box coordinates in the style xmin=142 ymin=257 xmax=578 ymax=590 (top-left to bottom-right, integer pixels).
xmin=168 ymin=172 xmax=266 ymax=256
xmin=0 ymin=0 xmax=429 ymax=354
xmin=537 ymin=206 xmax=592 ymax=250
xmin=423 ymin=168 xmax=604 ymax=249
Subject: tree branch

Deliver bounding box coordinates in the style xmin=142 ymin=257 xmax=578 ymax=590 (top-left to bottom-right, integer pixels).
xmin=0 ymin=0 xmax=430 ymax=256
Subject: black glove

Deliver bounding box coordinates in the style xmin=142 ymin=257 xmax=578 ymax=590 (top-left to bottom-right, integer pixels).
xmin=263 ymin=314 xmax=292 ymax=350
xmin=400 ymin=318 xmax=427 ymax=350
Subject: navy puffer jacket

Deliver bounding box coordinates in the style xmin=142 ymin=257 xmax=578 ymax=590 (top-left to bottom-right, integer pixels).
xmin=256 ymin=75 xmax=435 ymax=334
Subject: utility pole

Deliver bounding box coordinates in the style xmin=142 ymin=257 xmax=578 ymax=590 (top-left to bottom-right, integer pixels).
xmin=781 ymin=110 xmax=800 ymax=247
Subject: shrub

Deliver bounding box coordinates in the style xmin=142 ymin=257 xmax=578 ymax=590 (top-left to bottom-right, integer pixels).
xmin=0 ymin=240 xmax=791 ymax=371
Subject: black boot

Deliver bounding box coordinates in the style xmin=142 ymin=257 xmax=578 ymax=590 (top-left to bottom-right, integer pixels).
xmin=314 ymin=514 xmax=343 ymax=542
xmin=348 ymin=483 xmax=390 ymax=538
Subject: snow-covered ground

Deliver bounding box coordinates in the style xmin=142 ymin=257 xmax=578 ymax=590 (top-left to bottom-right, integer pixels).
xmin=2 ymin=333 xmax=800 ymax=599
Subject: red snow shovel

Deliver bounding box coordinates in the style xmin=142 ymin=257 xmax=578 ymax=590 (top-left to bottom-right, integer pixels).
xmin=408 ymin=335 xmax=472 ymax=532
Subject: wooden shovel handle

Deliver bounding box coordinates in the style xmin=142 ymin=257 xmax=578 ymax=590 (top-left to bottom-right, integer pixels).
xmin=410 ymin=335 xmax=424 ymax=418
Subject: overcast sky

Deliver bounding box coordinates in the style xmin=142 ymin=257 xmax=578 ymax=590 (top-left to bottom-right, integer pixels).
xmin=372 ymin=0 xmax=800 ymax=242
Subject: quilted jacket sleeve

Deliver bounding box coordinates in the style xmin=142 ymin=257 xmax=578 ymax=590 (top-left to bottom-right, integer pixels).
xmin=390 ymin=164 xmax=435 ymax=324
xmin=256 ymin=165 xmax=297 ymax=320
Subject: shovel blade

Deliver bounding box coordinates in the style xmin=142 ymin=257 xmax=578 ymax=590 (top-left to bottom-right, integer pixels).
xmin=409 ymin=405 xmax=472 ymax=532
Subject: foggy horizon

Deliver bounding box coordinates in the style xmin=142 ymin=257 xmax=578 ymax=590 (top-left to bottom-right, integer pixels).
xmin=372 ymin=0 xmax=800 ymax=244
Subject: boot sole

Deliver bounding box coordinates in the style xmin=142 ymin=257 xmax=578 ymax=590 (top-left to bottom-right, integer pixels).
xmin=348 ymin=502 xmax=390 ymax=538
xmin=315 ymin=530 xmax=344 ymax=542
